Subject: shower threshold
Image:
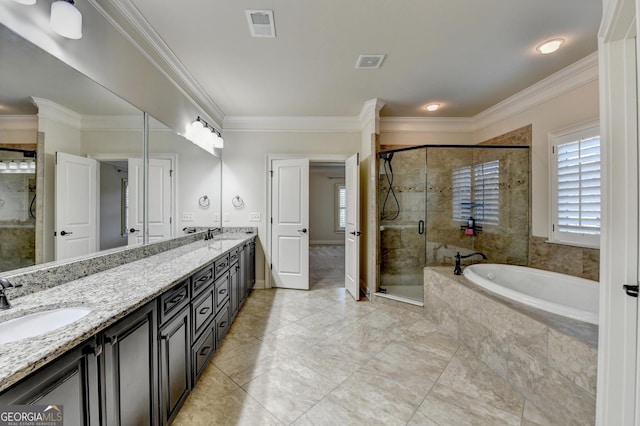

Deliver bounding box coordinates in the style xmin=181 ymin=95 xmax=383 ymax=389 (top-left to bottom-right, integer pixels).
xmin=374 ymin=291 xmax=424 ymax=307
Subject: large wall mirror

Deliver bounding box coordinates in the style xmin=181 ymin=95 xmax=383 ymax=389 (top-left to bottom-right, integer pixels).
xmin=0 ymin=24 xmax=222 ymax=274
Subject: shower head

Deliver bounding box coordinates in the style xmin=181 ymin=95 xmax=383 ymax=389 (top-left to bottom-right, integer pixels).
xmin=378 ymin=151 xmax=394 ymax=161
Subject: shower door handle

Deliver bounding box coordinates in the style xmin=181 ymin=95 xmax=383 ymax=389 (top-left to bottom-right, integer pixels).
xmin=418 ymin=220 xmax=424 ymax=235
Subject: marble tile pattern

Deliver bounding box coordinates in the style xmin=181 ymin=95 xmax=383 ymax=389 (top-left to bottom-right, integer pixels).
xmin=0 ymin=230 xmax=257 ymax=392
xmin=3 ymin=227 xmax=256 ymax=299
xmin=529 ymin=236 xmax=600 ymax=281
xmin=424 ymin=267 xmax=597 ymax=425
xmin=174 ymin=257 xmax=553 ymax=426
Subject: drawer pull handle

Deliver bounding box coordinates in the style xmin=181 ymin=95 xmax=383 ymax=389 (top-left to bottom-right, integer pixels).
xmin=219 ymin=321 xmax=228 ymax=328
xmin=218 ymin=288 xmax=227 ymax=295
xmin=199 ymin=307 xmax=210 ymax=315
xmin=216 ymin=262 xmax=228 ymax=271
xmin=168 ymin=293 xmax=185 ymax=306
xmin=199 ymin=346 xmax=211 ymax=356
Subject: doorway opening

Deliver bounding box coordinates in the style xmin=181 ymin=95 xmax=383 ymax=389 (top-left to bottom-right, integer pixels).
xmin=309 ymin=162 xmax=345 ymax=289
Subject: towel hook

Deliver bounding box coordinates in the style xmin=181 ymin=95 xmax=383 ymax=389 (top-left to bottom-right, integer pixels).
xmin=232 ymin=195 xmax=244 ymax=208
xmin=198 ymin=195 xmax=210 ymax=208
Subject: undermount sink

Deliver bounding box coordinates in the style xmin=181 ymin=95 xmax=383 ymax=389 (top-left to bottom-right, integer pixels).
xmin=0 ymin=307 xmax=93 ymax=344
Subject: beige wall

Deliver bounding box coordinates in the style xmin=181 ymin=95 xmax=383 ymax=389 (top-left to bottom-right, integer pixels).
xmin=473 ymin=80 xmax=599 ymax=237
xmin=309 ymin=165 xmax=345 ymax=244
xmin=221 ymin=131 xmax=360 ymax=286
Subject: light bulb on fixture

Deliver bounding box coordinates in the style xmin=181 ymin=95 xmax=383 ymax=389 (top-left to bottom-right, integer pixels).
xmin=8 ymin=161 xmax=18 ymax=170
xmin=19 ymin=161 xmax=28 ymax=170
xmin=50 ymin=0 xmax=83 ymax=40
xmin=0 ymin=162 xmax=6 ymax=171
xmin=536 ymin=38 xmax=564 ymax=54
xmin=29 ymin=161 xmax=36 ymax=169
xmin=425 ymin=103 xmax=440 ymax=112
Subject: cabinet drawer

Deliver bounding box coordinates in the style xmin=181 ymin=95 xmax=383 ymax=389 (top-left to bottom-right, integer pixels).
xmin=215 ymin=302 xmax=231 ymax=345
xmin=192 ymin=328 xmax=215 ymax=381
xmin=159 ymin=280 xmax=189 ymax=324
xmin=214 ymin=254 xmax=230 ymax=277
xmin=192 ymin=290 xmax=214 ymax=340
xmin=229 ymin=248 xmax=239 ymax=265
xmin=192 ymin=264 xmax=214 ymax=297
xmin=214 ymin=273 xmax=230 ymax=311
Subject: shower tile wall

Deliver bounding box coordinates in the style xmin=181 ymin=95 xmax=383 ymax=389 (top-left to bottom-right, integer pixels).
xmin=379 ymin=150 xmax=426 ymax=284
xmin=425 ymin=147 xmax=529 ymax=267
xmin=0 ymin=174 xmax=36 ymax=272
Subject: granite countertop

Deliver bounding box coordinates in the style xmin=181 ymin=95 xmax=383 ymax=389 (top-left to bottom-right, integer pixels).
xmin=0 ymin=232 xmax=256 ymax=392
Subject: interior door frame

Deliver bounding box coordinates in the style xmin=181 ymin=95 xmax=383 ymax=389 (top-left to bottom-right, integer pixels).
xmin=265 ymin=153 xmax=351 ymax=289
xmin=597 ymin=0 xmax=639 ymax=423
xmin=88 ymin=152 xmax=178 ymax=243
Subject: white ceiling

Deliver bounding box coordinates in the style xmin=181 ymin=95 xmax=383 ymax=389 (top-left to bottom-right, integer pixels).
xmin=124 ymin=0 xmax=601 ymax=118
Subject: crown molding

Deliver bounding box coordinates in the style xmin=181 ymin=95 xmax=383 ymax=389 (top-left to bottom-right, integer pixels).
xmin=472 ymin=52 xmax=598 ymax=132
xmin=223 ymin=116 xmax=361 ymax=133
xmin=81 ymin=115 xmax=171 ymax=131
xmin=90 ymin=0 xmax=224 ymax=128
xmin=380 ymin=117 xmax=474 ymax=133
xmin=31 ymin=97 xmax=82 ymax=129
xmin=0 ymin=116 xmax=38 ymax=131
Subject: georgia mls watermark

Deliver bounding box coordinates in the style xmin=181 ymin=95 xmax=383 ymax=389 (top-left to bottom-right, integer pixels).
xmin=0 ymin=405 xmax=63 ymax=426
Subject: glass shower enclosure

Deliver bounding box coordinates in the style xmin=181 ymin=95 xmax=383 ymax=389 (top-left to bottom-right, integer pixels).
xmin=378 ymin=144 xmax=530 ymax=303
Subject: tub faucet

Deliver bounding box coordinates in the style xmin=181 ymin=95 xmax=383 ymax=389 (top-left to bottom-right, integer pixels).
xmin=0 ymin=278 xmax=21 ymax=310
xmin=454 ymin=251 xmax=488 ymax=275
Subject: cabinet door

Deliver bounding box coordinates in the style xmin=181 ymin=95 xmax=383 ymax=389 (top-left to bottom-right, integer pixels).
xmin=248 ymin=240 xmax=256 ymax=294
xmin=0 ymin=339 xmax=100 ymax=426
xmin=230 ymin=262 xmax=239 ymax=316
xmin=159 ymin=306 xmax=191 ymax=425
xmin=238 ymin=244 xmax=246 ymax=308
xmin=102 ymin=302 xmax=158 ymax=426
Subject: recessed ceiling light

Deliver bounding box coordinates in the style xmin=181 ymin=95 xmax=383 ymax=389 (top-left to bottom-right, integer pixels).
xmin=355 ymin=55 xmax=386 ymax=69
xmin=536 ymin=38 xmax=565 ymax=54
xmin=425 ymin=103 xmax=440 ymax=112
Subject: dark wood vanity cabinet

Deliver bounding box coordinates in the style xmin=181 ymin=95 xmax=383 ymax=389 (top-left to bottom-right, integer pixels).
xmin=0 ymin=238 xmax=256 ymax=426
xmin=0 ymin=337 xmax=101 ymax=426
xmin=102 ymin=301 xmax=159 ymax=426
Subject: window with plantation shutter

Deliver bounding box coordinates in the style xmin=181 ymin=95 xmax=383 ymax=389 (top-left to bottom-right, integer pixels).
xmin=452 ymin=161 xmax=499 ymax=225
xmin=551 ymin=123 xmax=600 ymax=247
xmin=335 ymin=184 xmax=346 ymax=232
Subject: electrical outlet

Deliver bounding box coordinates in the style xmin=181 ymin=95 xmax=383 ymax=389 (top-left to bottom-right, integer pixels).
xmin=249 ymin=212 xmax=261 ymax=222
xmin=224 ymin=213 xmax=231 ymax=222
xmin=213 ymin=214 xmax=220 ymax=222
xmin=182 ymin=212 xmax=194 ymax=222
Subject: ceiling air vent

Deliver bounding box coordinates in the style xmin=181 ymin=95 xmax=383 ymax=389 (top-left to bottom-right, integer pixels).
xmin=355 ymin=54 xmax=386 ymax=69
xmin=245 ymin=10 xmax=276 ymax=38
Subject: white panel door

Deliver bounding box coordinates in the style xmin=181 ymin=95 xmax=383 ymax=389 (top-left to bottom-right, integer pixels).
xmin=55 ymin=152 xmax=98 ymax=260
xmin=345 ymin=153 xmax=360 ymax=300
xmin=271 ymin=158 xmax=309 ymax=290
xmin=128 ymin=158 xmax=172 ymax=245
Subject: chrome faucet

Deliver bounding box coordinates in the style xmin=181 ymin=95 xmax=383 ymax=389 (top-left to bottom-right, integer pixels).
xmin=454 ymin=251 xmax=488 ymax=275
xmin=0 ymin=278 xmax=21 ymax=310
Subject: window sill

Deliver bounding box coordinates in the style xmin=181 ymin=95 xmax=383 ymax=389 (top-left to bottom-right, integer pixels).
xmin=544 ymin=239 xmax=600 ymax=250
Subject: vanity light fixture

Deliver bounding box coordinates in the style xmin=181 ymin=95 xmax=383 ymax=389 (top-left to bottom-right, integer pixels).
xmin=0 ymin=162 xmax=6 ymax=171
xmin=536 ymin=38 xmax=564 ymax=54
xmin=50 ymin=0 xmax=83 ymax=40
xmin=29 ymin=160 xmax=36 ymax=170
xmin=19 ymin=161 xmax=29 ymax=170
xmin=188 ymin=116 xmax=223 ymax=154
xmin=8 ymin=161 xmax=18 ymax=170
xmin=425 ymin=103 xmax=440 ymax=112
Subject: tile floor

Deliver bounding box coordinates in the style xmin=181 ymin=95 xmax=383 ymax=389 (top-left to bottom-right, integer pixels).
xmin=173 ymin=246 xmax=553 ymax=426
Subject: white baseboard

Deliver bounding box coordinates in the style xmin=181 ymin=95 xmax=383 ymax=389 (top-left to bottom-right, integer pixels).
xmin=310 ymin=240 xmax=344 ymax=245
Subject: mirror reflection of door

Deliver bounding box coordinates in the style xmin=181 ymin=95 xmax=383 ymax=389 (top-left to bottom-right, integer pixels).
xmin=55 ymin=152 xmax=98 ymax=260
xmin=128 ymin=158 xmax=172 ymax=245
xmin=98 ymin=160 xmax=129 ymax=251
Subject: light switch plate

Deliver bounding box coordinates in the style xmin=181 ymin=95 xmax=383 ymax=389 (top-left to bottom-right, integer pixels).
xmin=213 ymin=214 xmax=220 ymax=222
xmin=249 ymin=212 xmax=261 ymax=222
xmin=224 ymin=213 xmax=231 ymax=222
xmin=182 ymin=212 xmax=194 ymax=221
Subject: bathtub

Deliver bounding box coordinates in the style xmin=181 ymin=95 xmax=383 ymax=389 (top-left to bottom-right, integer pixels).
xmin=463 ymin=264 xmax=599 ymax=325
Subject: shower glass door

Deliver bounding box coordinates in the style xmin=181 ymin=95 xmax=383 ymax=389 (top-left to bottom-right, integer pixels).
xmin=378 ymin=148 xmax=426 ymax=302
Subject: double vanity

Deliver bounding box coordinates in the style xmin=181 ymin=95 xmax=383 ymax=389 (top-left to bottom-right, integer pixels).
xmin=0 ymin=229 xmax=256 ymax=425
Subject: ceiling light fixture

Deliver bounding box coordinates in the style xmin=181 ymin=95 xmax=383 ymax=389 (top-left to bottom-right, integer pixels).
xmin=425 ymin=103 xmax=440 ymax=112
xmin=536 ymin=38 xmax=564 ymax=54
xmin=187 ymin=116 xmax=224 ymax=154
xmin=50 ymin=0 xmax=83 ymax=40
